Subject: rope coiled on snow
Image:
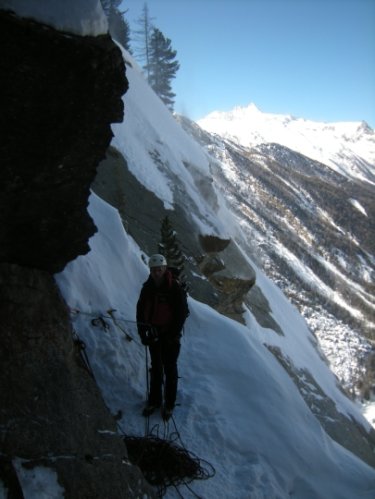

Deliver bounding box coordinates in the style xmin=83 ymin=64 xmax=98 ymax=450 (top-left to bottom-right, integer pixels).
xmin=124 ymin=430 xmax=215 ymax=498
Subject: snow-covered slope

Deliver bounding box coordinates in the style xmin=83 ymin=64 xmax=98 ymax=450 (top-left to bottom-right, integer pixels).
xmin=56 ymin=193 xmax=375 ymax=499
xmin=198 ymin=103 xmax=375 ymax=183
xmin=54 ymin=49 xmax=375 ymax=497
xmin=111 ymin=48 xmax=229 ymax=237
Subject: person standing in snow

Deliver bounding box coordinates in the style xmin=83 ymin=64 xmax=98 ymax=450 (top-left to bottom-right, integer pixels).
xmin=136 ymin=254 xmax=189 ymax=421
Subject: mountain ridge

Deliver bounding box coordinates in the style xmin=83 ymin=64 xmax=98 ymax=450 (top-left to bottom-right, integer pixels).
xmin=197 ymin=102 xmax=375 ymax=184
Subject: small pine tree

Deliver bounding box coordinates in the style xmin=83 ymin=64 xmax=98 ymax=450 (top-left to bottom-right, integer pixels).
xmin=158 ymin=216 xmax=187 ymax=286
xmin=147 ymin=28 xmax=180 ymax=110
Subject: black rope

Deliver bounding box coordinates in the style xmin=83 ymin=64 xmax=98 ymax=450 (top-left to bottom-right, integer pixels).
xmin=163 ymin=414 xmax=215 ymax=498
xmin=124 ymin=428 xmax=215 ymax=498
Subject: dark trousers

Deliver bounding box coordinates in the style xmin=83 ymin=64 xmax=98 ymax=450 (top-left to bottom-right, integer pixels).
xmin=148 ymin=336 xmax=181 ymax=409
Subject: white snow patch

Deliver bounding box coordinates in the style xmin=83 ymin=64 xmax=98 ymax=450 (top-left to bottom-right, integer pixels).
xmin=13 ymin=459 xmax=64 ymax=499
xmin=350 ymin=198 xmax=368 ymax=216
xmin=1 ymin=0 xmax=108 ymax=36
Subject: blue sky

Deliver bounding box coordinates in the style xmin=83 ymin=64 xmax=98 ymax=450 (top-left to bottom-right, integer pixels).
xmin=121 ymin=0 xmax=375 ymax=127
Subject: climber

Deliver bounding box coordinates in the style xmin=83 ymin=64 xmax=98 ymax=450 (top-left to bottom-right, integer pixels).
xmin=136 ymin=254 xmax=189 ymax=421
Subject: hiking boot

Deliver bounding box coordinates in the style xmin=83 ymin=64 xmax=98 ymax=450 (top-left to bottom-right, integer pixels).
xmin=142 ymin=403 xmax=160 ymax=417
xmin=162 ymin=405 xmax=173 ymax=421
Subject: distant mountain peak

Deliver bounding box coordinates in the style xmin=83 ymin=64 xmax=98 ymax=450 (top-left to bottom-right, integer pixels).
xmin=197 ymin=104 xmax=375 ymax=183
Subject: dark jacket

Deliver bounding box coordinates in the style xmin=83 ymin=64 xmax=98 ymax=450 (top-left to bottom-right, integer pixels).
xmin=136 ymin=270 xmax=188 ymax=339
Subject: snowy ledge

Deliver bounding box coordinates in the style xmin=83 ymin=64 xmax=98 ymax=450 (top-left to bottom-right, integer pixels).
xmin=0 ymin=0 xmax=108 ymax=37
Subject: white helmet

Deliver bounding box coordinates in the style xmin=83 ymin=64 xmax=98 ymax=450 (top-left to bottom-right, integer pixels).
xmin=148 ymin=254 xmax=167 ymax=268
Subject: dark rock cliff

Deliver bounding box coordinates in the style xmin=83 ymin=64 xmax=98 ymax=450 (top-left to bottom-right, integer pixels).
xmin=0 ymin=9 xmax=154 ymax=498
xmin=1 ymin=9 xmax=126 ymax=273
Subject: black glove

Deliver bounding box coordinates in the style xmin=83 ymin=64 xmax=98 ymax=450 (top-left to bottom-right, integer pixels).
xmin=140 ymin=328 xmax=159 ymax=346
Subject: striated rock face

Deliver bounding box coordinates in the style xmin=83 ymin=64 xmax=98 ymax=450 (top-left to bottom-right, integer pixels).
xmin=0 ymin=10 xmax=154 ymax=498
xmin=0 ymin=9 xmax=127 ymax=273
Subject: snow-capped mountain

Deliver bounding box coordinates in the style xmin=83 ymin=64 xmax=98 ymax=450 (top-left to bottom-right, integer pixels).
xmin=198 ymin=103 xmax=375 ymax=184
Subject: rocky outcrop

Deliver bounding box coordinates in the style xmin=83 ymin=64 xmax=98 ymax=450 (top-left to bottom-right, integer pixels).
xmin=0 ymin=264 xmax=154 ymax=498
xmin=0 ymin=10 xmax=153 ymax=498
xmin=198 ymin=234 xmax=231 ymax=253
xmin=0 ymin=9 xmax=127 ymax=273
xmin=196 ymin=235 xmax=256 ymax=322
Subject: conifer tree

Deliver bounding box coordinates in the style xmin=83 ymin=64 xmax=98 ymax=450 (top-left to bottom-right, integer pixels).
xmin=158 ymin=216 xmax=187 ymax=286
xmin=133 ymin=3 xmax=155 ymax=81
xmin=147 ymin=28 xmax=180 ymax=110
